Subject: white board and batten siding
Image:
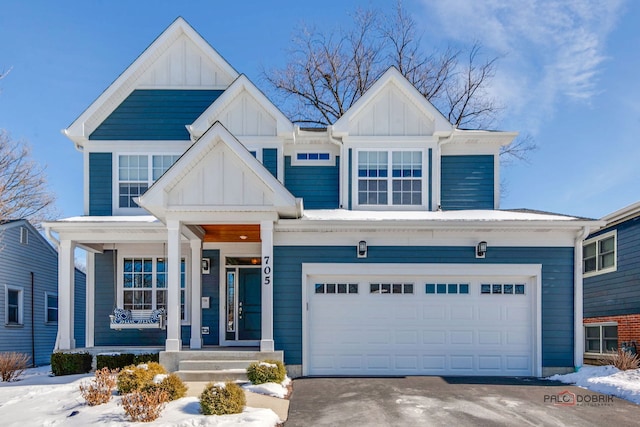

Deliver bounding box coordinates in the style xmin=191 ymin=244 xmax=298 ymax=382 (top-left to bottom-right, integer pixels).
xmin=302 ymin=264 xmax=542 ymax=377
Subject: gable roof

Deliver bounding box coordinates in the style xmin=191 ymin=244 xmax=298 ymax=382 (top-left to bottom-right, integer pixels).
xmin=137 ymin=122 xmax=301 ymax=221
xmin=0 ymin=219 xmax=58 ymax=258
xmin=64 ymin=17 xmax=239 ymax=147
xmin=331 ymin=66 xmax=453 ymax=136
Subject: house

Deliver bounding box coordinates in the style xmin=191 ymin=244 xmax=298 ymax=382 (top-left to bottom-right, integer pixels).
xmin=583 ymin=201 xmax=640 ymax=361
xmin=43 ymin=17 xmax=599 ymax=377
xmin=0 ymin=219 xmax=85 ymax=366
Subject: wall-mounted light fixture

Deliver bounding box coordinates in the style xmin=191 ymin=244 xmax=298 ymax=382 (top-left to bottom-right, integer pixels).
xmin=476 ymin=241 xmax=487 ymax=259
xmin=202 ymin=258 xmax=211 ymax=274
xmin=358 ymin=240 xmax=367 ymax=258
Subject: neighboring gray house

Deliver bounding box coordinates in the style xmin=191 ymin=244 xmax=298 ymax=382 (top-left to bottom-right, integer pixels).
xmin=0 ymin=220 xmax=85 ymax=366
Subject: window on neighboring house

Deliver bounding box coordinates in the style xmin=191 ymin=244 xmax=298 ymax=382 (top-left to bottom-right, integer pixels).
xmin=583 ymin=231 xmax=616 ymax=276
xmin=118 ymin=154 xmax=180 ymax=208
xmin=45 ymin=292 xmax=58 ymax=323
xmin=585 ymin=323 xmax=618 ymax=353
xmin=20 ymin=226 xmax=28 ymax=245
xmin=357 ymin=150 xmax=423 ymax=207
xmin=5 ymin=286 xmax=23 ymax=326
xmin=122 ymin=257 xmax=187 ymax=321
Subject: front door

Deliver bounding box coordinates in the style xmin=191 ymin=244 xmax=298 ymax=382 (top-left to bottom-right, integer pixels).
xmin=225 ymin=259 xmax=262 ymax=343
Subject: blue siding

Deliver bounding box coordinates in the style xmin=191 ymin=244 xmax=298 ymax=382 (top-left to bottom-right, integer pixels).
xmin=202 ymin=250 xmax=220 ymax=345
xmin=274 ymin=245 xmax=575 ymax=368
xmin=584 ymin=217 xmax=640 ymax=317
xmin=284 ymin=156 xmax=340 ymax=209
xmin=89 ymin=90 xmax=223 ymax=140
xmin=441 ymin=155 xmax=494 ymax=210
xmin=89 ymin=153 xmax=113 ymax=216
xmin=263 ymin=149 xmax=278 ymax=178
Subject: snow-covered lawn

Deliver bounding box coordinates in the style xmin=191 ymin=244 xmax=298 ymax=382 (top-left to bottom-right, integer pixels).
xmin=0 ymin=366 xmax=286 ymax=426
xmin=548 ymin=365 xmax=640 ymax=404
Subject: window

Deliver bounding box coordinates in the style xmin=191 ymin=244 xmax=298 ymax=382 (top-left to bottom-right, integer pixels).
xmin=425 ymin=283 xmax=469 ymax=294
xmin=583 ymin=231 xmax=616 ymax=276
xmin=5 ymin=286 xmax=23 ymax=325
xmin=357 ymin=150 xmax=422 ymax=207
xmin=315 ymin=283 xmax=359 ymax=294
xmin=481 ymin=283 xmax=525 ymax=295
xmin=585 ymin=323 xmax=618 ymax=354
xmin=45 ymin=292 xmax=58 ymax=323
xmin=370 ymin=283 xmax=414 ymax=294
xmin=20 ymin=226 xmax=28 ymax=245
xmin=122 ymin=257 xmax=186 ymax=321
xmin=118 ymin=154 xmax=180 ymax=208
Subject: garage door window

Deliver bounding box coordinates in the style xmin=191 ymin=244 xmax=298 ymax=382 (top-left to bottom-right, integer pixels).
xmin=425 ymin=283 xmax=469 ymax=294
xmin=481 ymin=283 xmax=525 ymax=295
xmin=370 ymin=283 xmax=414 ymax=294
xmin=315 ymin=283 xmax=359 ymax=294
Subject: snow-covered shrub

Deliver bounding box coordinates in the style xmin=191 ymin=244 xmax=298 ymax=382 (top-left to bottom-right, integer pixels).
xmin=79 ymin=367 xmax=117 ymax=406
xmin=199 ymin=381 xmax=246 ymax=415
xmin=246 ymin=359 xmax=286 ymax=384
xmin=0 ymin=351 xmax=30 ymax=382
xmin=121 ymin=389 xmax=168 ymax=422
xmin=50 ymin=352 xmax=92 ymax=376
xmin=117 ymin=362 xmax=166 ymax=394
xmin=143 ymin=373 xmax=187 ymax=401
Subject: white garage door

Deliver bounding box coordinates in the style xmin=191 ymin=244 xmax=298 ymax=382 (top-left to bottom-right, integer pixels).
xmin=307 ymin=273 xmax=535 ymax=376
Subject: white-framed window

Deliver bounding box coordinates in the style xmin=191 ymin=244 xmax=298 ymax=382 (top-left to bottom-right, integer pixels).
xmin=45 ymin=292 xmax=58 ymax=323
xmin=356 ymin=150 xmax=424 ymax=208
xmin=117 ymin=154 xmax=180 ymax=209
xmin=5 ymin=285 xmax=23 ymax=326
xmin=292 ymin=152 xmax=334 ymax=166
xmin=585 ymin=323 xmax=618 ymax=354
xmin=583 ymin=231 xmax=616 ymax=276
xmin=121 ymin=256 xmax=188 ymax=322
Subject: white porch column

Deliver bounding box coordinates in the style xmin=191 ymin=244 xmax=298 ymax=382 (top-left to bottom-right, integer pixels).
xmin=260 ymin=220 xmax=275 ymax=352
xmin=85 ymin=252 xmax=95 ymax=348
xmin=165 ymin=220 xmax=182 ymax=351
xmin=190 ymin=239 xmax=203 ymax=349
xmin=56 ymin=239 xmax=76 ymax=350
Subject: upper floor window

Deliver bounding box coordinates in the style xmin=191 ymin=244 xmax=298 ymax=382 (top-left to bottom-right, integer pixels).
xmin=357 ymin=150 xmax=423 ymax=207
xmin=583 ymin=231 xmax=616 ymax=276
xmin=118 ymin=154 xmax=180 ymax=208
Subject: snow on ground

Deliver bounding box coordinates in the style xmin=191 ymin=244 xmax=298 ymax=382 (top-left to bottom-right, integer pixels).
xmin=548 ymin=365 xmax=640 ymax=405
xmin=0 ymin=366 xmax=281 ymax=427
xmin=242 ymin=378 xmax=291 ymax=399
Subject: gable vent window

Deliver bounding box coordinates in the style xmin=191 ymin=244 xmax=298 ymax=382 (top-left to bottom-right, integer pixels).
xmin=19 ymin=226 xmax=28 ymax=245
xmin=118 ymin=154 xmax=179 ymax=208
xmin=583 ymin=231 xmax=616 ymax=276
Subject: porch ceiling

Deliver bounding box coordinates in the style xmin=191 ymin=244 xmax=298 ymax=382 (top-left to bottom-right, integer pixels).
xmin=202 ymin=224 xmax=261 ymax=243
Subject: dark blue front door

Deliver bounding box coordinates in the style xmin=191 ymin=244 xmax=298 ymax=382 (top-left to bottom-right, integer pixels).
xmin=238 ymin=268 xmax=261 ymax=340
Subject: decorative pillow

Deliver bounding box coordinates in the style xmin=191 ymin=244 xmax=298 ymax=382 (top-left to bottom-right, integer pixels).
xmin=150 ymin=308 xmax=165 ymax=323
xmin=113 ymin=308 xmax=131 ymax=322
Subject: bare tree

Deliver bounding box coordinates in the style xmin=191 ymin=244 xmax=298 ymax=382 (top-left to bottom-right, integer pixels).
xmin=264 ymin=1 xmax=536 ymax=162
xmin=0 ymin=130 xmax=57 ymax=225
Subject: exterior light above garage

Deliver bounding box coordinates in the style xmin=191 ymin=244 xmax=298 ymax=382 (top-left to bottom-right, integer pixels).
xmin=476 ymin=241 xmax=487 ymax=258
xmin=357 ymin=240 xmax=367 ymax=258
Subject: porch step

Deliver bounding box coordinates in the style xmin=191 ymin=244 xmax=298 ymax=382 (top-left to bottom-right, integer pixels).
xmin=176 ymin=369 xmax=249 ymax=382
xmin=179 ymin=359 xmax=258 ymax=371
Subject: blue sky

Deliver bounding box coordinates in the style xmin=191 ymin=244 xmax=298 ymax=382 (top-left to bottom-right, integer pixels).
xmin=0 ymin=0 xmax=637 ymax=220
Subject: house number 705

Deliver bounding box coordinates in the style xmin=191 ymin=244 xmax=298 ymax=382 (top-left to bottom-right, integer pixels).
xmin=263 ymin=255 xmax=271 ymax=285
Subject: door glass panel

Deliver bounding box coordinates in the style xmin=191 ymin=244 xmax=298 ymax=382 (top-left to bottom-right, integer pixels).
xmin=226 ymin=269 xmax=236 ymax=332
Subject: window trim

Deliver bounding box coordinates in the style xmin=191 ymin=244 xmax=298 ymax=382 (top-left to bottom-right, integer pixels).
xmin=352 ymin=148 xmax=427 ymax=210
xmin=584 ymin=322 xmax=618 ymax=354
xmin=5 ymin=285 xmax=24 ymax=326
xmin=583 ymin=230 xmax=617 ymax=277
xmin=113 ymin=152 xmax=181 ymax=214
xmin=45 ymin=291 xmax=58 ymax=324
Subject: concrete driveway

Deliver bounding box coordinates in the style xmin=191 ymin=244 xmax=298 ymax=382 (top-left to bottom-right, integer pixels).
xmin=284 ymin=376 xmax=640 ymax=426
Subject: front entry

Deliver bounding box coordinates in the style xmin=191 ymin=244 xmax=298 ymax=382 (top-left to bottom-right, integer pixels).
xmin=225 ymin=259 xmax=262 ymax=343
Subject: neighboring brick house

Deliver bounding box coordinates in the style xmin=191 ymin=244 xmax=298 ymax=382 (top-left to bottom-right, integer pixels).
xmin=583 ymin=201 xmax=640 ymax=360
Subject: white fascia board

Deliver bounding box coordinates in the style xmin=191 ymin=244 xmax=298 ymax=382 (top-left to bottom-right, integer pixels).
xmin=601 ymin=200 xmax=640 ymax=225
xmin=65 ymin=17 xmax=239 ymax=147
xmin=188 ymin=74 xmax=293 ymax=139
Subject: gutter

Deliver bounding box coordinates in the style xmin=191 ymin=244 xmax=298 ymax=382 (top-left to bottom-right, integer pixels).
xmin=574 ymin=225 xmax=591 ymax=370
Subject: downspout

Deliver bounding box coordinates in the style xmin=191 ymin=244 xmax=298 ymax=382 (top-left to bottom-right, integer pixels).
xmin=574 ymin=225 xmax=591 ymax=371
xmin=30 ymin=272 xmax=35 ymax=367
xmin=327 ymin=126 xmax=345 ymax=209
xmin=435 ymin=129 xmax=456 ymax=211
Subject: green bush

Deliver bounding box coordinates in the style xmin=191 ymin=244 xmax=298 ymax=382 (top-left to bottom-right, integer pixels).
xmin=133 ymin=352 xmax=159 ymax=365
xmin=117 ymin=362 xmax=167 ymax=394
xmin=246 ymin=359 xmax=286 ymax=385
xmin=144 ymin=373 xmax=187 ymax=401
xmin=51 ymin=352 xmax=92 ymax=376
xmin=96 ymin=353 xmax=135 ymax=370
xmin=200 ymin=381 xmax=246 ymax=416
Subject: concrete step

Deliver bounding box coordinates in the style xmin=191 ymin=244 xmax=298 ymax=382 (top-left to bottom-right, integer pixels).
xmin=178 ymin=359 xmax=257 ymax=371
xmin=176 ymin=369 xmax=248 ymax=382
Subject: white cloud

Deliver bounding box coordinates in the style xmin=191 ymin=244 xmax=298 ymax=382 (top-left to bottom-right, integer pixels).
xmin=419 ymin=0 xmax=626 ymax=131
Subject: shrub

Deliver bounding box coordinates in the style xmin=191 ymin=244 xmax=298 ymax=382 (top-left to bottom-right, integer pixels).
xmin=143 ymin=373 xmax=187 ymax=401
xmin=51 ymin=352 xmax=92 ymax=376
xmin=0 ymin=352 xmax=30 ymax=382
xmin=200 ymin=381 xmax=246 ymax=416
xmin=117 ymin=362 xmax=167 ymax=394
xmin=79 ymin=367 xmax=117 ymax=406
xmin=121 ymin=389 xmax=168 ymax=422
xmin=133 ymin=353 xmax=159 ymax=365
xmin=246 ymin=359 xmax=286 ymax=385
xmin=97 ymin=353 xmax=135 ymax=370
xmin=600 ymin=349 xmax=640 ymax=371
